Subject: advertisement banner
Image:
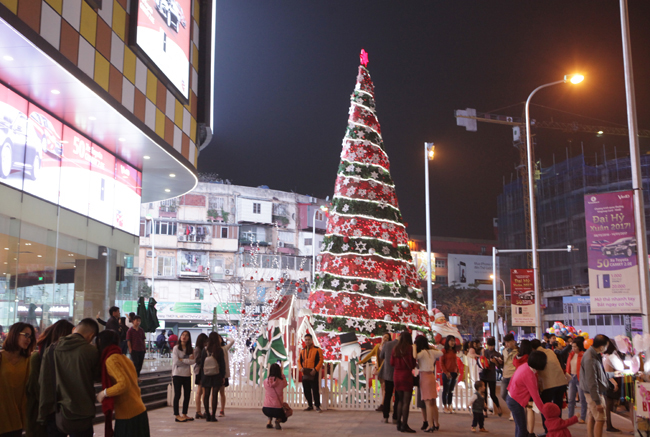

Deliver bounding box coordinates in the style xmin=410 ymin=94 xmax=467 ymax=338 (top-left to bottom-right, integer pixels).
xmin=0 ymin=84 xmax=29 ymax=192
xmin=511 ymin=268 xmax=536 ymax=327
xmin=447 ymin=254 xmax=496 ymax=290
xmin=59 ymin=126 xmax=91 ymax=216
xmin=136 ymin=0 xmax=191 ymax=99
xmin=0 ymin=85 xmax=142 ymax=237
xmin=584 ymin=191 xmax=641 ymax=314
xmin=23 ymin=104 xmax=63 ymax=205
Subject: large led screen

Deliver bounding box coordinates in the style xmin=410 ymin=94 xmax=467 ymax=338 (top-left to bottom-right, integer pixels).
xmin=59 ymin=126 xmax=91 ymax=216
xmin=0 ymin=84 xmax=29 ymax=192
xmin=0 ymin=84 xmax=142 ymax=236
xmin=115 ymin=159 xmax=142 ymax=235
xmin=24 ymin=104 xmax=63 ymax=205
xmin=136 ymin=0 xmax=191 ymax=100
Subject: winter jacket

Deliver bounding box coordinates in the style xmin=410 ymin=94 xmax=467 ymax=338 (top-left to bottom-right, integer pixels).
xmin=502 ymin=347 xmax=518 ymax=379
xmin=172 ymin=345 xmax=195 ymax=377
xmin=468 ymin=390 xmax=486 ymax=414
xmin=565 ymin=351 xmax=584 ymax=379
xmin=104 ymin=354 xmax=146 ymax=420
xmin=535 ymin=346 xmax=568 ymax=391
xmin=579 ymin=347 xmax=609 ymax=404
xmin=39 ymin=333 xmax=99 ymax=423
xmin=378 ymin=340 xmax=398 ymax=381
xmin=298 ymin=346 xmax=323 ymax=372
xmin=263 ymin=376 xmax=288 ymax=408
xmin=513 ymin=354 xmax=528 ymax=368
xmin=541 ymin=402 xmax=578 ymax=437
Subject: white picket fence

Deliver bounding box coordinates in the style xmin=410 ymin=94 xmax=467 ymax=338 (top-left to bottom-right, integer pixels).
xmin=167 ymin=361 xmax=478 ymax=412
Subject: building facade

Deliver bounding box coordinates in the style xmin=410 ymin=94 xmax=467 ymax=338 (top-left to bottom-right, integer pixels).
xmin=0 ymin=0 xmax=215 ymax=328
xmin=135 ymin=181 xmax=328 ymax=335
xmin=497 ymin=153 xmax=650 ymax=335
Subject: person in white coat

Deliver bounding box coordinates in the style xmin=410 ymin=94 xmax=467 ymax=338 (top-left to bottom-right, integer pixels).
xmin=172 ymin=330 xmax=195 ymax=422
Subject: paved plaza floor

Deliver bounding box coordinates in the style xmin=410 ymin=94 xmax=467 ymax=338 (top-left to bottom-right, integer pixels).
xmin=93 ymin=405 xmax=635 ymax=436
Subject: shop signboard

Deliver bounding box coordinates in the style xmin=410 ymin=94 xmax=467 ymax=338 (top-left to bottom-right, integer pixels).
xmin=134 ymin=0 xmax=192 ymax=100
xmin=511 ymin=268 xmax=536 ymax=327
xmin=584 ymin=191 xmax=641 ymax=313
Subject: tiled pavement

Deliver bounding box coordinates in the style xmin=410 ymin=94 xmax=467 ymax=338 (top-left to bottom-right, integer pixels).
xmin=93 ymin=405 xmax=635 ymax=436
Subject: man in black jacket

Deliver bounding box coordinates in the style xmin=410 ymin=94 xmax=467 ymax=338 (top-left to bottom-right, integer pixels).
xmin=96 ymin=306 xmax=121 ymax=332
xmin=39 ymin=318 xmax=99 ymax=436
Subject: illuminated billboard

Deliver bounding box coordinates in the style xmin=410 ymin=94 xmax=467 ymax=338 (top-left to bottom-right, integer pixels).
xmin=0 ymin=83 xmax=142 ymax=236
xmin=134 ymin=0 xmax=191 ymax=100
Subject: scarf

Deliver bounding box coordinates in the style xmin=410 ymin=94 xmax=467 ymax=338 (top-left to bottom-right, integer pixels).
xmin=101 ymin=345 xmax=122 ymax=437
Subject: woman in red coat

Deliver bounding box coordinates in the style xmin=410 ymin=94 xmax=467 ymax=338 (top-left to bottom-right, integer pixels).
xmin=391 ymin=331 xmax=416 ymax=433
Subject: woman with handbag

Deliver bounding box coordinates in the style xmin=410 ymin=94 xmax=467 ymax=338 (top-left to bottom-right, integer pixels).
xmin=413 ymin=335 xmax=443 ymax=433
xmin=263 ymin=363 xmax=290 ymax=430
xmin=390 ymin=331 xmax=416 ymax=433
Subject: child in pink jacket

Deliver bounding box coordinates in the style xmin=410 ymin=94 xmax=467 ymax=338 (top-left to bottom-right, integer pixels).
xmin=263 ymin=363 xmax=289 ymax=430
xmin=541 ymin=402 xmax=578 ymax=437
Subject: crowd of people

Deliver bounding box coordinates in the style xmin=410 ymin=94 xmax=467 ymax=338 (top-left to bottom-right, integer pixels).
xmin=363 ymin=330 xmax=626 ymax=437
xmin=0 ymin=310 xmax=629 ymax=437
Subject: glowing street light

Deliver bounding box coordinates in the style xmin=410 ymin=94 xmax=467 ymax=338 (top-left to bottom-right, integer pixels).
xmin=525 ymin=74 xmax=584 ymax=336
xmin=567 ymin=74 xmax=585 ymax=84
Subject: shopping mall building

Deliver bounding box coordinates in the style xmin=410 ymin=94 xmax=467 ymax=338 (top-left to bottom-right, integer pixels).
xmin=0 ymin=0 xmax=215 ymax=328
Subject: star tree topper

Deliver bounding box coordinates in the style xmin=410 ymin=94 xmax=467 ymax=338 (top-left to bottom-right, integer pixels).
xmin=360 ymin=49 xmax=369 ymax=67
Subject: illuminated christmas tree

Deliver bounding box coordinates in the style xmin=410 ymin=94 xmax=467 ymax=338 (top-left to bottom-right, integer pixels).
xmin=308 ymin=50 xmax=430 ymax=360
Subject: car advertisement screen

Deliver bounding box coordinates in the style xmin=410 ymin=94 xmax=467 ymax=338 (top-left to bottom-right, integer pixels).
xmin=0 ymin=85 xmax=29 ymax=192
xmin=23 ymin=104 xmax=63 ymax=205
xmin=0 ymin=84 xmax=142 ymax=236
xmin=511 ymin=268 xmax=536 ymax=327
xmin=136 ymin=0 xmax=191 ymax=99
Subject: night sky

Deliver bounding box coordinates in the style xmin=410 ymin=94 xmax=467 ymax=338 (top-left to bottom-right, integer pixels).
xmin=200 ymin=1 xmax=650 ymax=241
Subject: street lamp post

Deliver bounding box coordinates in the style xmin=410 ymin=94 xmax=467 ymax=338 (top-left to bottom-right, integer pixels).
xmin=525 ymin=74 xmax=583 ymax=336
xmin=491 ymin=273 xmax=508 ymax=337
xmin=145 ymin=215 xmax=155 ymax=295
xmin=493 ymin=245 xmax=578 ymax=341
xmin=424 ymin=143 xmax=435 ymax=311
xmin=312 ymin=205 xmax=328 ymax=281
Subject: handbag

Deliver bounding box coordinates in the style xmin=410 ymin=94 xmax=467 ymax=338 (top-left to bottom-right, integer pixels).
xmin=302 ymin=368 xmax=315 ymax=381
xmin=273 ymin=383 xmax=293 ymax=418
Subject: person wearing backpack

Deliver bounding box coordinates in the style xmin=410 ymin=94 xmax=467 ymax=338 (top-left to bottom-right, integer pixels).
xmin=196 ymin=332 xmax=225 ymax=422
